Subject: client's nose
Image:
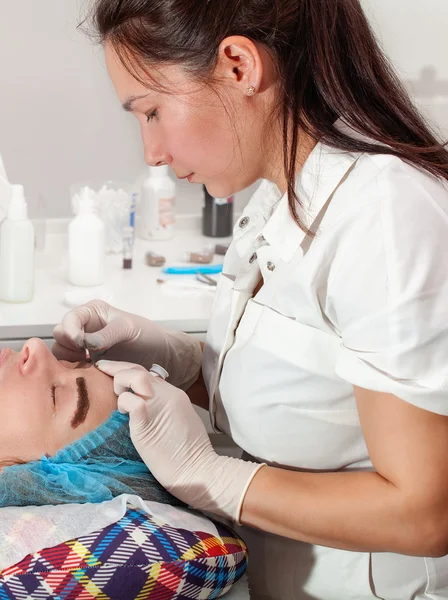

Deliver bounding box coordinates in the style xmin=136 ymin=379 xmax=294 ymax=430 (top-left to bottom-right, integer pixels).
xmin=20 ymin=338 xmax=54 ymax=375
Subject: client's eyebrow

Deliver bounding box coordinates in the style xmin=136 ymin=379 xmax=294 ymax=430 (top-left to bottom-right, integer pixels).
xmin=71 ymin=377 xmax=90 ymax=429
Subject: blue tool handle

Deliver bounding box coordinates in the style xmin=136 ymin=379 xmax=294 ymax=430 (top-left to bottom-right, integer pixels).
xmin=162 ymin=264 xmax=223 ymax=275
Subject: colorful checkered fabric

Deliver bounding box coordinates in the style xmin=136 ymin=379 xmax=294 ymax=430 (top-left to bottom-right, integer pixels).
xmin=0 ymin=506 xmax=248 ymax=599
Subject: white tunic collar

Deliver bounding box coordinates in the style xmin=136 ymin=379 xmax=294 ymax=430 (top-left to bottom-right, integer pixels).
xmin=233 ymin=130 xmax=363 ymax=263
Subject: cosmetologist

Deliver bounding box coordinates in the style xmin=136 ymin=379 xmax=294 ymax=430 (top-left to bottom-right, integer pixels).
xmin=54 ymin=1 xmax=448 ymax=597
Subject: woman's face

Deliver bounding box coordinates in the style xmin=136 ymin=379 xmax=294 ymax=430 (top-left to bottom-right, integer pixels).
xmin=104 ymin=42 xmax=270 ymax=199
xmin=0 ymin=338 xmax=117 ymax=465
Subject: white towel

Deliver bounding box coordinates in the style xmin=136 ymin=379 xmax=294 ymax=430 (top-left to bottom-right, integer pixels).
xmin=0 ymin=494 xmax=220 ymax=572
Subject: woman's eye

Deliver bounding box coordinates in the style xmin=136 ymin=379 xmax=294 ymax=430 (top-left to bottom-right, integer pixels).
xmin=146 ymin=110 xmax=158 ymax=123
xmin=51 ymin=385 xmax=56 ymax=407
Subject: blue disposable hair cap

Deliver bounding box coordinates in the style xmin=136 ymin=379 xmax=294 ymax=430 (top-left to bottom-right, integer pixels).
xmin=0 ymin=411 xmax=183 ymax=508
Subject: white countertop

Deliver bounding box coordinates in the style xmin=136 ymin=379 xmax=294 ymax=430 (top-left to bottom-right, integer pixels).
xmin=0 ymin=217 xmax=231 ymax=340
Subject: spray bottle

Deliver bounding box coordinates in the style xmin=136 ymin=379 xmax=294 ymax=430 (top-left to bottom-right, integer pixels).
xmin=0 ymin=185 xmax=35 ymax=303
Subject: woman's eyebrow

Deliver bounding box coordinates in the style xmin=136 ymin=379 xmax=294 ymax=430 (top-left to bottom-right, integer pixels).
xmin=71 ymin=377 xmax=90 ymax=429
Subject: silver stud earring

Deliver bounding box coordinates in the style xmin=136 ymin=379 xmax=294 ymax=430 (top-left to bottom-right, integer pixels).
xmin=247 ymin=86 xmax=256 ymax=96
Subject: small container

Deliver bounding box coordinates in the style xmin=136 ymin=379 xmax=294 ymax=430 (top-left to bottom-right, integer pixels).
xmin=182 ymin=247 xmax=214 ymax=264
xmin=146 ymin=251 xmax=166 ymax=267
xmin=68 ymin=187 xmax=106 ymax=286
xmin=122 ymin=226 xmax=134 ymax=270
xmin=202 ymin=186 xmax=234 ymax=238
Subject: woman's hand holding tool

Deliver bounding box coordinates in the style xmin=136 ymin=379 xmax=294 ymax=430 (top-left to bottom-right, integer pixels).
xmin=52 ymin=300 xmax=202 ymax=390
xmin=97 ymin=359 xmax=265 ymax=523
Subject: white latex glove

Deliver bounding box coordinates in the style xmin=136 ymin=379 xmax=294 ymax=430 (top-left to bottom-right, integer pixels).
xmin=52 ymin=300 xmax=202 ymax=391
xmin=97 ymin=359 xmax=265 ymax=523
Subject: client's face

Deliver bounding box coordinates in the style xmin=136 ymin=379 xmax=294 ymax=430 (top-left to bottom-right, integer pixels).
xmin=0 ymin=338 xmax=117 ymax=464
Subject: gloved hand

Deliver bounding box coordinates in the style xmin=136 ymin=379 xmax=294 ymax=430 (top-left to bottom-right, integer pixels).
xmin=52 ymin=300 xmax=202 ymax=391
xmin=97 ymin=360 xmax=265 ymax=523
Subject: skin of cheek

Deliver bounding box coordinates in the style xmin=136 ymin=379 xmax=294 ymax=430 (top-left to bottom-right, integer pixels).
xmin=149 ymin=90 xmax=263 ymax=198
xmin=0 ymin=386 xmax=62 ymax=462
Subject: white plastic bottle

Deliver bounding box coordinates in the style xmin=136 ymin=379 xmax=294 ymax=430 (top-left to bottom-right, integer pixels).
xmin=68 ymin=187 xmax=106 ymax=286
xmin=0 ymin=184 xmax=35 ymax=303
xmin=138 ymin=165 xmax=176 ymax=240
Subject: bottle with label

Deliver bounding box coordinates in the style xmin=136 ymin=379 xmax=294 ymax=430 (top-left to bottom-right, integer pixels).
xmin=138 ymin=165 xmax=175 ymax=240
xmin=68 ymin=187 xmax=106 ymax=286
xmin=0 ymin=184 xmax=35 ymax=303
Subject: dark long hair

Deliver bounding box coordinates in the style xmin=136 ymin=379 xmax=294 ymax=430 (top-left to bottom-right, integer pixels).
xmin=87 ymin=0 xmax=448 ymax=231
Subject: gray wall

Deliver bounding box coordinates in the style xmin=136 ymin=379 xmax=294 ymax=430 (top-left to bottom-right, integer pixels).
xmin=0 ymin=0 xmax=447 ymax=219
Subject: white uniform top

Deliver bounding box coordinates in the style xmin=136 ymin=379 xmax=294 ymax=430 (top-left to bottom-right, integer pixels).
xmin=203 ymin=121 xmax=448 ymax=599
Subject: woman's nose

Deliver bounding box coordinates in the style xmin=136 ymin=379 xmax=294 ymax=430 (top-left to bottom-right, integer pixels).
xmin=141 ymin=130 xmax=169 ymax=167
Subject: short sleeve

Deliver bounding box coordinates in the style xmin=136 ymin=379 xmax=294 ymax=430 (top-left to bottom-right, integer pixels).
xmin=329 ymin=157 xmax=448 ymax=415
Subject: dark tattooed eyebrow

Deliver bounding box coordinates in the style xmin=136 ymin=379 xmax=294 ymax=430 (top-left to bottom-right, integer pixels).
xmin=71 ymin=377 xmax=90 ymax=429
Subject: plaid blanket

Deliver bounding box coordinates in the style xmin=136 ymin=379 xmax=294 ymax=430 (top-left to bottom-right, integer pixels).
xmin=0 ymin=505 xmax=248 ymax=599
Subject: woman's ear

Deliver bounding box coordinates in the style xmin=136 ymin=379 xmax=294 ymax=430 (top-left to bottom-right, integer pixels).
xmin=215 ymin=35 xmax=264 ymax=95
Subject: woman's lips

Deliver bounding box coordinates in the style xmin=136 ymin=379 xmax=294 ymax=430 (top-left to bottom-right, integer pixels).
xmin=177 ymin=172 xmax=195 ymax=182
xmin=0 ymin=348 xmax=12 ymax=369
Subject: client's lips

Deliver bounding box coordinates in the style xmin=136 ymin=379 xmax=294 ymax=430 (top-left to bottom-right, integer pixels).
xmin=0 ymin=348 xmax=12 ymax=369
